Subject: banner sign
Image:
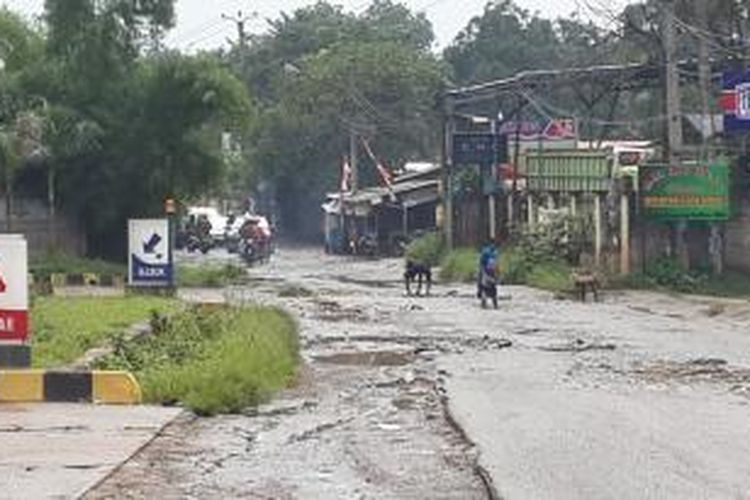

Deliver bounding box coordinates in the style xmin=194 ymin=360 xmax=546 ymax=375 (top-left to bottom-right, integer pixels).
xmin=0 ymin=235 xmax=29 ymax=342
xmin=128 ymin=219 xmax=173 ymax=287
xmin=499 ymin=118 xmax=577 ymax=142
xmin=640 ymin=161 xmax=730 ymax=221
xmin=721 ymin=71 xmax=750 ymax=133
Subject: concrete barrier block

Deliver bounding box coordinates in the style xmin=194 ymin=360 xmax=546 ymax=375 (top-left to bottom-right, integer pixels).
xmin=93 ymin=371 xmax=142 ymax=405
xmin=0 ymin=370 xmax=44 ymax=402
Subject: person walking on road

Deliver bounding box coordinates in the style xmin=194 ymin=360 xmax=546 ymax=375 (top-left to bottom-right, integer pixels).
xmin=477 ymin=239 xmax=498 ymax=298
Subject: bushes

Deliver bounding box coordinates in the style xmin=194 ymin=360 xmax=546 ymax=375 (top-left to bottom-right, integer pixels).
xmin=97 ymin=306 xmax=299 ymax=415
xmin=176 ymin=263 xmax=247 ymax=288
xmin=405 ymin=232 xmax=444 ymax=267
xmin=439 ymin=248 xmax=479 ymax=282
xmin=30 ymin=251 xmax=126 ymax=280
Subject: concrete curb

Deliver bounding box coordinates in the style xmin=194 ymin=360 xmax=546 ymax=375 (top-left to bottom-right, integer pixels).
xmin=0 ymin=370 xmax=142 ymax=404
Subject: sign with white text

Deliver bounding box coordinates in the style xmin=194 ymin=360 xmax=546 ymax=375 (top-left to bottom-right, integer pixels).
xmin=128 ymin=219 xmax=173 ymax=287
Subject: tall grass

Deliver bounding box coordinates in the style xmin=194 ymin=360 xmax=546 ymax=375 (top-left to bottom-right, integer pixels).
xmin=31 ymin=251 xmax=126 ymax=279
xmin=176 ymin=263 xmax=247 ymax=288
xmin=31 ymin=296 xmax=179 ymax=368
xmin=97 ymin=306 xmax=300 ymax=415
xmin=439 ymin=248 xmax=479 ymax=282
xmin=405 ymin=232 xmax=445 ymax=267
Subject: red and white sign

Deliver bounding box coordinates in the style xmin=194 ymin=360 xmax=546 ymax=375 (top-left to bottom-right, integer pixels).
xmin=0 ymin=235 xmax=29 ymax=342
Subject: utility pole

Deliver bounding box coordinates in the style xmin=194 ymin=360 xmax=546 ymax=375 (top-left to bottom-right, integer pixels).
xmin=663 ymin=0 xmax=683 ymax=162
xmin=349 ymin=129 xmax=359 ymax=193
xmin=662 ymin=0 xmax=689 ymax=269
xmin=695 ymin=0 xmax=714 ymax=159
xmin=442 ymin=99 xmax=455 ymax=250
xmin=222 ymin=10 xmax=256 ymax=69
xmin=693 ymin=0 xmax=723 ymax=274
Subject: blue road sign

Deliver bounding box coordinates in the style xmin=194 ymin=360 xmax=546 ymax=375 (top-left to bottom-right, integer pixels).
xmin=128 ymin=219 xmax=173 ymax=287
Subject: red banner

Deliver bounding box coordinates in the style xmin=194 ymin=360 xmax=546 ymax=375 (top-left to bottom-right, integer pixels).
xmin=0 ymin=310 xmax=29 ymax=341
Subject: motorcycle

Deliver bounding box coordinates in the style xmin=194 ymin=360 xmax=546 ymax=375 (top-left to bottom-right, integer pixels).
xmin=186 ymin=233 xmax=213 ymax=254
xmin=239 ymin=236 xmax=269 ymax=265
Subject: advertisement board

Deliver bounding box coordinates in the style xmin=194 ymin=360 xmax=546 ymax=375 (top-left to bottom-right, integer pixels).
xmin=721 ymin=71 xmax=750 ymax=133
xmin=640 ymin=161 xmax=730 ymax=221
xmin=0 ymin=235 xmax=29 ymax=341
xmin=128 ymin=219 xmax=173 ymax=287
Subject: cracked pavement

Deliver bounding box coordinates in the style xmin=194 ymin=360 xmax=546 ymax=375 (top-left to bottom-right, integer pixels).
xmin=87 ymin=247 xmax=750 ymax=499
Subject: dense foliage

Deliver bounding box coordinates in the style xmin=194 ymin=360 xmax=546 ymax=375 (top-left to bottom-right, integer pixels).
xmin=3 ymin=0 xmax=749 ymax=253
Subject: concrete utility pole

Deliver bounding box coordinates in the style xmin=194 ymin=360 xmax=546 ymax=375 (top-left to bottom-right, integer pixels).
xmin=663 ymin=0 xmax=683 ymax=162
xmin=693 ymin=0 xmax=724 ymax=275
xmin=662 ymin=0 xmax=690 ymax=269
xmin=349 ymin=129 xmax=359 ymax=193
xmin=442 ymin=100 xmax=455 ymax=250
xmin=222 ymin=10 xmax=256 ymax=68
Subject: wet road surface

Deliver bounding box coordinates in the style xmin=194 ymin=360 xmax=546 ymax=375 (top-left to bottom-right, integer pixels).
xmin=90 ymin=247 xmax=750 ymax=499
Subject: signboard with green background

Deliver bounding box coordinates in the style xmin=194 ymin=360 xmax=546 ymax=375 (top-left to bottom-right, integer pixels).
xmin=639 ymin=161 xmax=730 ymax=221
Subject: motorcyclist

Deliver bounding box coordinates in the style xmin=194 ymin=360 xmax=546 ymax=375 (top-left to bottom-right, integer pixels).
xmin=197 ymin=215 xmax=212 ymax=238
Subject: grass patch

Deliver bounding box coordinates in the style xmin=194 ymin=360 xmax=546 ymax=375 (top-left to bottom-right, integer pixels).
xmin=97 ymin=306 xmax=299 ymax=416
xmin=405 ymin=232 xmax=445 ymax=267
xmin=612 ymin=258 xmax=750 ymax=298
xmin=31 ymin=296 xmax=179 ymax=368
xmin=177 ymin=263 xmax=247 ymax=288
xmin=31 ymin=252 xmax=125 ymax=279
xmin=439 ymin=248 xmax=479 ymax=282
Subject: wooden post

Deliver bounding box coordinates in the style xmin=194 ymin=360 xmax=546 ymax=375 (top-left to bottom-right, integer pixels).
xmin=594 ymin=193 xmax=603 ymax=268
xmin=528 ymin=194 xmax=535 ymax=230
xmin=488 ymin=195 xmax=496 ymax=240
xmin=620 ymin=191 xmax=631 ymax=274
xmin=443 ymin=101 xmax=455 ymax=250
xmin=402 ymin=203 xmax=409 ymax=236
xmin=709 ymin=223 xmax=723 ymax=275
xmin=507 ymin=194 xmax=514 ymax=232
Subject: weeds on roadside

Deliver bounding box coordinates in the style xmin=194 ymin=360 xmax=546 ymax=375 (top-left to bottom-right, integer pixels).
xmin=97 ymin=306 xmax=300 ymax=416
xmin=30 ymin=251 xmax=126 ymax=279
xmin=405 ymin=232 xmax=445 ymax=267
xmin=31 ymin=296 xmax=179 ymax=368
xmin=176 ymin=263 xmax=247 ymax=288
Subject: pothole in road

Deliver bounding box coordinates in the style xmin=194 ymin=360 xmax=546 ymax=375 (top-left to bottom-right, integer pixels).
xmin=313 ymin=299 xmax=368 ymax=322
xmin=312 ymin=350 xmax=415 ymax=367
xmin=632 ymin=358 xmax=750 ymax=387
xmin=539 ymin=338 xmax=617 ymax=353
xmin=331 ymin=275 xmax=399 ymax=289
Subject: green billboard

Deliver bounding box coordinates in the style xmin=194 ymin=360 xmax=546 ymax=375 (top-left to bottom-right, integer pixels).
xmin=640 ymin=161 xmax=730 ymax=220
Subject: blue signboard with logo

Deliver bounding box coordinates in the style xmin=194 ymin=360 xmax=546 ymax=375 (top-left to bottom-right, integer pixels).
xmin=721 ymin=71 xmax=750 ymax=133
xmin=452 ymin=133 xmax=508 ymax=166
xmin=128 ymin=219 xmax=173 ymax=287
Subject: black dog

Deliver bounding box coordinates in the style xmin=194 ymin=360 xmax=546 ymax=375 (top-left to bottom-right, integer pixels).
xmin=405 ymin=261 xmax=432 ymax=296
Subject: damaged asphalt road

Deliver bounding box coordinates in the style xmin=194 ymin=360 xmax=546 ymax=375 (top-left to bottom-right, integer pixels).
xmin=89 ymin=248 xmax=750 ymax=499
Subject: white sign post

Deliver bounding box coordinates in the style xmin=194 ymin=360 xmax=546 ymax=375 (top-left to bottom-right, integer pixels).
xmin=0 ymin=235 xmax=29 ymax=342
xmin=128 ymin=219 xmax=173 ymax=287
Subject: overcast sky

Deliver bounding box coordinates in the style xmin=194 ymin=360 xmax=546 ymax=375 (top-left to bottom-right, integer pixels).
xmin=1 ymin=0 xmax=633 ymax=51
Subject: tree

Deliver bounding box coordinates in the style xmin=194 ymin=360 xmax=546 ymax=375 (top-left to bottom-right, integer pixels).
xmin=233 ymin=1 xmax=444 ymax=238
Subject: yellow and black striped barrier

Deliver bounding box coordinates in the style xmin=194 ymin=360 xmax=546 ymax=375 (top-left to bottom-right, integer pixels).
xmin=49 ymin=273 xmax=125 ymax=289
xmin=0 ymin=370 xmax=142 ymax=404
